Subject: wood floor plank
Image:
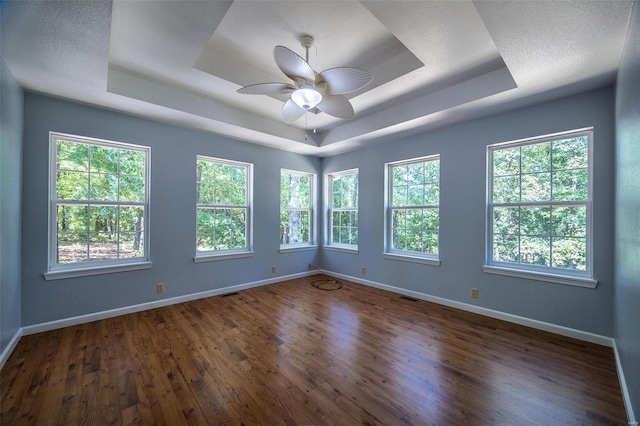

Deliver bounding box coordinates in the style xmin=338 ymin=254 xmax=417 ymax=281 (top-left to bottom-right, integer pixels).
xmin=1 ymin=275 xmax=628 ymax=425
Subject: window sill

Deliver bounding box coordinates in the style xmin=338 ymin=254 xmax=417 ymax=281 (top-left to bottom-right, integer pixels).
xmin=194 ymin=251 xmax=254 ymax=263
xmin=383 ymin=253 xmax=441 ymax=266
xmin=323 ymin=245 xmax=359 ymax=254
xmin=279 ymin=244 xmax=318 ymax=253
xmin=483 ymin=265 xmax=597 ymax=288
xmin=44 ymin=261 xmax=152 ymax=281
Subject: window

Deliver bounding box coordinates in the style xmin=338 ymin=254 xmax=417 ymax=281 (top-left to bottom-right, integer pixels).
xmin=385 ymin=155 xmax=440 ymax=264
xmin=486 ymin=128 xmax=594 ymax=287
xmin=327 ymin=169 xmax=358 ymax=249
xmin=280 ymin=169 xmax=315 ymax=248
xmin=195 ymin=156 xmax=253 ymax=260
xmin=47 ymin=132 xmax=150 ymax=279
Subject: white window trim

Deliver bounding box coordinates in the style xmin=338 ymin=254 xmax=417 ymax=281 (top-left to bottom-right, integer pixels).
xmin=324 ymin=244 xmax=359 ymax=254
xmin=484 ymin=127 xmax=596 ymax=287
xmin=44 ymin=261 xmax=152 ymax=281
xmin=326 ymin=168 xmax=359 ymax=249
xmin=280 ymin=169 xmax=316 ymax=249
xmin=384 ymin=154 xmax=441 ymax=264
xmin=194 ymin=155 xmax=253 ymax=260
xmin=47 ymin=132 xmax=151 ymax=279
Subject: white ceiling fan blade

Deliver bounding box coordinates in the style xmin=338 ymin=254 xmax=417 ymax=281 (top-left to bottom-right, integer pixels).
xmin=317 ymin=94 xmax=354 ymax=119
xmin=282 ymin=99 xmax=306 ymax=124
xmin=274 ymin=46 xmax=316 ymax=83
xmin=318 ymin=68 xmax=373 ymax=95
xmin=237 ymin=82 xmax=295 ymax=95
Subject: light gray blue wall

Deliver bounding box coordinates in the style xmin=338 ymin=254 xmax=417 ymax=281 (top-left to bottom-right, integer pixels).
xmin=322 ymin=86 xmax=616 ymax=336
xmin=615 ymin=1 xmax=640 ymax=419
xmin=0 ymin=56 xmax=23 ymax=353
xmin=21 ymin=93 xmax=321 ymax=326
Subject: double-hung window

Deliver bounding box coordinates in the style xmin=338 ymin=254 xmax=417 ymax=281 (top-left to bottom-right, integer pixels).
xmin=280 ymin=169 xmax=315 ymax=249
xmin=327 ymin=169 xmax=358 ymax=249
xmin=385 ymin=155 xmax=440 ymax=265
xmin=195 ymin=156 xmax=253 ymax=260
xmin=47 ymin=132 xmax=150 ymax=279
xmin=485 ymin=128 xmax=594 ymax=287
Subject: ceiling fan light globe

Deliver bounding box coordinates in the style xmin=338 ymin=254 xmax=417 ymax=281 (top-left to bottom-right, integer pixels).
xmin=291 ymin=85 xmax=323 ymax=110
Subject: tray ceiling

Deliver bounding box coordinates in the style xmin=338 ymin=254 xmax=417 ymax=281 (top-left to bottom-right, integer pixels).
xmin=0 ymin=0 xmax=633 ymax=156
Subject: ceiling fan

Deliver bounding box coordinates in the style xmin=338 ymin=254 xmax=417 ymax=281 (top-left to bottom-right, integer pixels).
xmin=237 ymin=35 xmax=373 ymax=124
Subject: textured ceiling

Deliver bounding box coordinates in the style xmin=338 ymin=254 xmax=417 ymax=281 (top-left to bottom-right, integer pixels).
xmin=0 ymin=0 xmax=633 ymax=156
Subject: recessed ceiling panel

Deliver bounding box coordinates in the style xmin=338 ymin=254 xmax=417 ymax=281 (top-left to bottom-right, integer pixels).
xmin=194 ymin=1 xmax=423 ymax=91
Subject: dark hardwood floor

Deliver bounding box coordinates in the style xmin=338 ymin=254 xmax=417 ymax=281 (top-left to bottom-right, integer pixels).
xmin=1 ymin=275 xmax=628 ymax=425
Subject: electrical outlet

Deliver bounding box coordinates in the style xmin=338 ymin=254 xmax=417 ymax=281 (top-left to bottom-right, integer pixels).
xmin=471 ymin=288 xmax=479 ymax=299
xmin=157 ymin=282 xmax=165 ymax=293
xmin=361 ymin=266 xmax=366 ymax=274
xmin=271 ymin=266 xmax=276 ymax=273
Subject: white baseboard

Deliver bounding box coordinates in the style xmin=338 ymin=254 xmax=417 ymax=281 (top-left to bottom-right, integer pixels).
xmin=613 ymin=341 xmax=637 ymax=425
xmin=0 ymin=328 xmax=23 ymax=370
xmin=321 ymin=269 xmax=614 ymax=347
xmin=22 ymin=270 xmax=319 ymax=336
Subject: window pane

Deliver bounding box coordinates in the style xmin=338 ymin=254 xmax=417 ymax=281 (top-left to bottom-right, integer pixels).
xmin=213 ymin=163 xmax=246 ymax=205
xmin=424 ymin=161 xmax=439 ymax=183
xmin=424 ymin=184 xmax=439 ymax=206
xmin=552 ymin=206 xmax=586 ymax=237
xmin=552 ymin=137 xmax=588 ymax=170
xmin=350 ymin=211 xmax=358 ymax=228
xmin=196 ymin=208 xmax=214 ymax=251
xmin=423 ymin=208 xmax=439 ymax=232
xmin=90 ymin=206 xmax=118 ymax=234
xmin=119 ymin=233 xmax=143 ymax=259
xmin=332 ymin=226 xmax=340 ymax=244
xmin=520 ymin=207 xmax=551 ymax=237
xmin=521 ymin=172 xmax=550 ymax=202
xmin=423 ymin=231 xmax=438 ymax=254
xmin=552 ymin=169 xmax=588 ymax=201
xmin=552 ymin=237 xmax=586 ymax=270
xmin=521 ymin=142 xmax=551 ymax=173
xmin=119 ymin=175 xmax=145 ymax=202
xmin=350 ymin=226 xmax=358 ymax=245
xmin=392 ymin=185 xmax=408 ymax=207
xmin=392 ymin=209 xmax=406 ymax=231
xmin=393 ymin=165 xmax=407 ymax=187
xmin=407 ymin=162 xmax=425 ymax=184
xmin=57 ymin=233 xmax=88 ymax=264
xmin=493 ymin=175 xmax=520 ymax=203
xmin=119 ymin=150 xmax=145 ymax=177
xmin=120 ymin=206 xmax=144 ymax=232
xmin=493 ymin=207 xmax=519 ymax=235
xmin=493 ymin=234 xmax=519 ymax=263
xmin=57 ymin=140 xmax=88 ymax=171
xmin=282 ymin=174 xmax=310 ymax=208
xmin=89 ymin=233 xmax=118 ymax=260
xmin=332 ymin=182 xmax=343 ymax=208
xmin=280 ymin=210 xmax=310 ymax=244
xmin=198 ymin=183 xmax=214 ymax=204
xmin=493 ymin=146 xmax=520 ymax=176
xmin=57 ymin=171 xmax=88 ymax=200
xmin=408 ymin=185 xmax=424 ymax=206
xmin=393 ymin=227 xmax=407 ymax=251
xmin=520 ymin=236 xmax=550 ymax=267
xmin=197 ymin=208 xmax=247 ymax=251
xmin=120 ymin=206 xmax=144 ymax=257
xmin=90 ymin=145 xmax=118 ymax=174
xmin=90 ymin=173 xmax=118 ymax=201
